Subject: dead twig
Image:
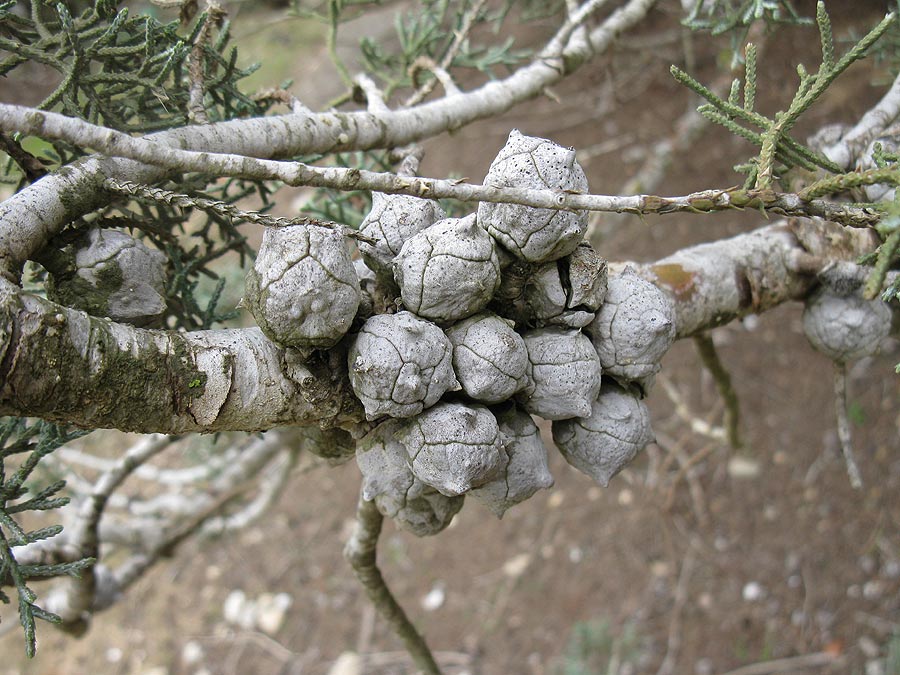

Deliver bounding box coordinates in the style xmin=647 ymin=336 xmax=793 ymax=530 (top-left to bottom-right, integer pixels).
xmin=656 ymin=541 xmax=697 ymax=675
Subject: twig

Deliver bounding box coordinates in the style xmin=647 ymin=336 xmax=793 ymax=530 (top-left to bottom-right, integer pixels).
xmin=693 ymin=332 xmax=742 ymax=450
xmin=103 ymin=179 xmax=375 ymax=244
xmin=655 ymin=543 xmax=696 ymax=675
xmin=0 ymin=132 xmax=47 ymax=183
xmin=343 ymin=494 xmax=442 ymax=675
xmin=717 ymin=651 xmax=839 ymax=675
xmin=201 ymin=450 xmax=322 ymax=535
xmin=187 ymin=2 xmax=226 ymax=125
xmin=663 ymin=443 xmax=717 ymax=512
xmin=48 ymin=434 xmax=176 ymax=626
xmin=58 ymin=443 xmax=240 ymax=486
xmin=407 ymin=57 xmax=461 ymax=98
xmin=354 ymin=74 xmax=391 ymax=115
xmin=659 ymin=376 xmax=727 ymax=443
xmin=1 ymin=103 xmax=882 ymax=228
xmin=541 ymin=0 xmax=613 ymax=59
xmin=833 ymin=361 xmax=863 ymax=489
xmin=110 ymin=476 xmax=255 ymax=596
xmin=404 ymin=0 xmax=487 ymax=107
xmin=326 ymin=0 xmax=353 ymax=88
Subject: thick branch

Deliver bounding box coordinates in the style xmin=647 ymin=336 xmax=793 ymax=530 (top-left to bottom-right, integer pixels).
xmin=0 ymin=219 xmax=884 ymax=434
xmin=643 ymin=218 xmax=880 ymax=338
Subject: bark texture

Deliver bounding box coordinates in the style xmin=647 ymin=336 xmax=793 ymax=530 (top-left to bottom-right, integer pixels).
xmin=0 ymin=219 xmax=884 ymax=434
xmin=643 ymin=219 xmax=881 ymax=338
xmin=0 ymin=279 xmax=361 ymax=433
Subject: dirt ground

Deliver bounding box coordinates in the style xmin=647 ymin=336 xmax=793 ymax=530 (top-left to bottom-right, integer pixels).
xmin=1 ymin=1 xmax=899 ymax=674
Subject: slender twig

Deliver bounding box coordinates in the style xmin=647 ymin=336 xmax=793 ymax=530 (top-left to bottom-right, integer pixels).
xmin=541 ymin=0 xmax=612 ymax=59
xmin=0 ymin=132 xmax=47 ymax=183
xmin=0 ymin=103 xmax=883 ymax=228
xmin=354 ymin=74 xmax=391 ymax=114
xmin=663 ymin=443 xmax=717 ymax=512
xmin=718 ymin=651 xmax=839 ymax=675
xmin=659 ymin=376 xmax=726 ymax=443
xmin=48 ymin=434 xmax=177 ymax=626
xmin=187 ymin=2 xmax=226 ymax=124
xmin=833 ymin=362 xmax=863 ymax=489
xmin=403 ymin=0 xmax=487 ymax=107
xmin=343 ymin=494 xmax=442 ymax=675
xmin=693 ymin=332 xmax=742 ymax=450
xmin=655 ymin=542 xmax=696 ymax=675
xmin=406 ymin=57 xmax=461 ymax=98
xmin=326 ymin=0 xmax=353 ymax=88
xmin=108 ymin=477 xmax=256 ymax=598
xmin=103 ymin=178 xmax=375 ymax=243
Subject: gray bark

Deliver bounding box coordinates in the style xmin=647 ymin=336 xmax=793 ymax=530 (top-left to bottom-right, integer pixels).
xmin=0 ymin=219 xmax=882 ymax=434
xmin=0 ymin=278 xmax=361 ymax=433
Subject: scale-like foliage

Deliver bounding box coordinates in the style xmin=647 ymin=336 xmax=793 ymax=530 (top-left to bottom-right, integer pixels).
xmin=0 ymin=0 xmax=285 ymax=331
xmin=0 ymin=419 xmax=94 ymax=657
xmin=675 ymin=3 xmax=896 ymax=189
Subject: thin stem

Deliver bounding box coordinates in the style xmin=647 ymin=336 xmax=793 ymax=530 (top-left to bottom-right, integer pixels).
xmin=327 ymin=0 xmax=353 ymax=88
xmin=833 ymin=361 xmax=863 ymax=490
xmin=865 ymin=229 xmax=900 ymax=300
xmin=693 ymin=332 xmax=742 ymax=450
xmin=344 ymin=494 xmax=442 ymax=675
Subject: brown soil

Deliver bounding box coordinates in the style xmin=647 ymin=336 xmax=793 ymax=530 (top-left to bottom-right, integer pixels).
xmin=1 ymin=2 xmax=899 ymax=675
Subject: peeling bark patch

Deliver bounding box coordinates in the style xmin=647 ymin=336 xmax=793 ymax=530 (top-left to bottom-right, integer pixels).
xmin=189 ymin=347 xmax=233 ymax=426
xmin=651 ymin=263 xmax=696 ymax=302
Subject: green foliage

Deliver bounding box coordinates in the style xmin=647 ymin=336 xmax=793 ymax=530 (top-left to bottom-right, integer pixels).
xmin=859 ymin=1 xmax=900 ymax=79
xmin=682 ymin=0 xmax=810 ymax=35
xmin=0 ymin=418 xmax=94 ymax=657
xmin=682 ymin=0 xmax=811 ymax=67
xmin=674 ymin=3 xmax=896 ymax=190
xmin=558 ymin=619 xmax=641 ymax=675
xmin=116 ymin=175 xmax=266 ymax=330
xmin=0 ymin=0 xmax=281 ymax=331
xmin=0 ymin=0 xmax=263 ymax=131
xmin=360 ymin=0 xmax=531 ymax=98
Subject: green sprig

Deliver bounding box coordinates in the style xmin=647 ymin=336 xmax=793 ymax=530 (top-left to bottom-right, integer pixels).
xmin=674 ymin=3 xmax=896 ymax=190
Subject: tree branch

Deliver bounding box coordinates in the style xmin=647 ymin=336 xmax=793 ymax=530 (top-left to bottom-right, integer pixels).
xmin=44 ymin=434 xmax=175 ymax=627
xmin=0 ymin=217 xmax=886 ymax=434
xmin=644 ymin=218 xmax=881 ymax=338
xmin=0 ymin=278 xmax=363 ymax=433
xmin=0 ymin=0 xmax=658 ymax=280
xmin=823 ymin=70 xmax=900 ymax=169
